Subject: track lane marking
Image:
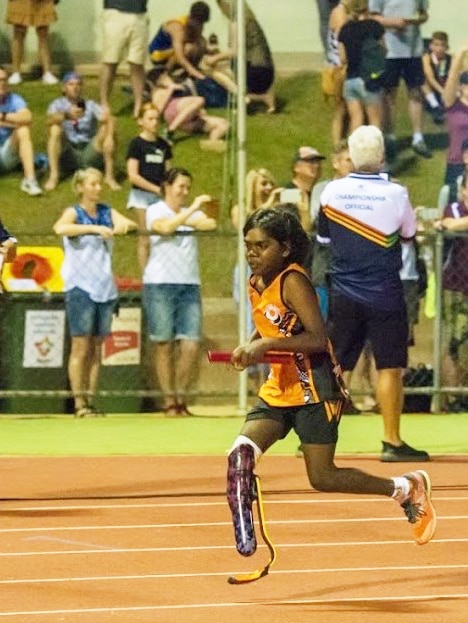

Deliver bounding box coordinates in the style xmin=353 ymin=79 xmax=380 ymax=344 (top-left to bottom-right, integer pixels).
xmin=0 ymin=514 xmax=467 ymax=533
xmin=0 ymin=563 xmax=467 ymax=584
xmin=1 ymin=495 xmax=467 ymax=512
xmin=0 ymin=536 xmax=466 ymax=556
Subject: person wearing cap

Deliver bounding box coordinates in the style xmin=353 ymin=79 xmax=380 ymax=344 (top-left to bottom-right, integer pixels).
xmin=100 ymin=0 xmax=149 ymax=118
xmin=442 ymin=42 xmax=468 ymax=203
xmin=0 ymin=65 xmax=43 ymax=196
xmin=44 ymin=72 xmax=120 ymax=192
xmin=282 ymin=146 xmax=326 ymax=232
xmin=148 ymin=2 xmax=211 ymax=82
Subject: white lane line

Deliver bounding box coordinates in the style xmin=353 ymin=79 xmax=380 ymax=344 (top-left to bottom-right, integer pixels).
xmin=0 ymin=564 xmax=467 ymax=585
xmin=24 ymin=536 xmax=114 ymax=550
xmin=0 ymin=591 xmax=467 ymax=617
xmin=2 ymin=536 xmax=466 ymax=557
xmin=2 ymin=496 xmax=467 ymax=511
xmin=0 ymin=514 xmax=467 ymax=533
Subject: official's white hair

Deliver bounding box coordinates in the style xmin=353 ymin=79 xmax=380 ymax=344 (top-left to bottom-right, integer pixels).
xmin=348 ymin=125 xmax=384 ymax=172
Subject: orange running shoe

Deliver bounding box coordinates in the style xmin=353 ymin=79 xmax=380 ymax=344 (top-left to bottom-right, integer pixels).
xmin=401 ymin=470 xmax=437 ymax=545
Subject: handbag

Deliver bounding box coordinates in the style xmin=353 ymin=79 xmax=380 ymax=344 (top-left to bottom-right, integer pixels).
xmin=320 ymin=65 xmax=345 ymax=98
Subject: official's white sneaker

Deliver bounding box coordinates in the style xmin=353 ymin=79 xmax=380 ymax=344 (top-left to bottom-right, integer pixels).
xmin=7 ymin=72 xmax=22 ymax=85
xmin=21 ymin=178 xmax=43 ymax=197
xmin=42 ymin=71 xmax=59 ymax=85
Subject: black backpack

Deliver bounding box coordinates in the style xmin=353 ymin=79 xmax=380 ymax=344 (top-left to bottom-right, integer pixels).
xmin=359 ymin=36 xmax=386 ymax=92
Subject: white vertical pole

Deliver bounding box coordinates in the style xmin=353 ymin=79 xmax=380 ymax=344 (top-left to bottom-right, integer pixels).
xmin=235 ymin=0 xmax=248 ymax=412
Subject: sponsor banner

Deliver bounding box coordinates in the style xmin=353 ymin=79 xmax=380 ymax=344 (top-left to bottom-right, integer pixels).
xmin=102 ymin=307 xmax=141 ymax=366
xmin=23 ymin=310 xmax=66 ymax=368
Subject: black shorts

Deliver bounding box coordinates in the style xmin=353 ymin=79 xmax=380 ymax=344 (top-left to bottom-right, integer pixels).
xmin=246 ymin=64 xmax=274 ymax=94
xmin=382 ymin=57 xmax=425 ymax=90
xmin=246 ymin=398 xmax=342 ymax=445
xmin=328 ymin=292 xmax=408 ymax=370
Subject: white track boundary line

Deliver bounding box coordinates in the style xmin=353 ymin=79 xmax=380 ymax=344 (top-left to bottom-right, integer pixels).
xmin=1 ymin=592 xmax=468 ymax=617
xmin=3 ymin=536 xmax=467 ymax=557
xmin=1 ymin=563 xmax=468 ymax=585
xmin=2 ymin=495 xmax=467 ymax=511
xmin=0 ymin=514 xmax=467 ymax=533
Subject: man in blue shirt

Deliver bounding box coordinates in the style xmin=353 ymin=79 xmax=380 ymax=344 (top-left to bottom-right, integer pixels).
xmin=0 ymin=66 xmax=42 ymax=196
xmin=45 ymin=72 xmax=120 ymax=192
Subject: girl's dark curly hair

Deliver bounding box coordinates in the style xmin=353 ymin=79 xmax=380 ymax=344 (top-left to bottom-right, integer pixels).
xmin=243 ymin=206 xmax=311 ymax=266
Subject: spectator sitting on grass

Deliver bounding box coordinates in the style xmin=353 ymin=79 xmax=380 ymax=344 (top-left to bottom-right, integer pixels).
xmin=0 ymin=65 xmax=43 ymax=196
xmin=44 ymin=72 xmax=121 ymax=192
xmin=150 ymin=67 xmax=229 ymax=152
xmin=148 ymin=2 xmax=210 ymax=81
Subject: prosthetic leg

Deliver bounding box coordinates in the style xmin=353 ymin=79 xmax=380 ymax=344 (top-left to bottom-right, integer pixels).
xmin=227 ymin=443 xmax=257 ymax=556
xmin=226 ymin=443 xmax=277 ymax=584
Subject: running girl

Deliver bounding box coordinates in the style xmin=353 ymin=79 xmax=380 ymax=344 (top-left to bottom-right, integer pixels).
xmin=226 ymin=207 xmax=436 ymax=562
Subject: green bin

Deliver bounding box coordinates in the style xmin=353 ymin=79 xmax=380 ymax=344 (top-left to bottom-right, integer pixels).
xmin=0 ymin=290 xmax=155 ymax=415
xmin=0 ymin=292 xmax=71 ymax=414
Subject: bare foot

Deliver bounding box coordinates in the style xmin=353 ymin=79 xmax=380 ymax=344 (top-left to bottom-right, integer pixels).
xmin=105 ymin=177 xmax=122 ymax=191
xmin=44 ymin=177 xmax=58 ymax=191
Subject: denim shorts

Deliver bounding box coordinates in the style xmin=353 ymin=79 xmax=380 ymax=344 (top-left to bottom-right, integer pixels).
xmin=343 ymin=77 xmax=382 ymax=105
xmin=0 ymin=136 xmax=20 ymax=172
xmin=65 ymin=287 xmax=117 ymax=337
xmin=143 ymin=283 xmax=202 ymax=342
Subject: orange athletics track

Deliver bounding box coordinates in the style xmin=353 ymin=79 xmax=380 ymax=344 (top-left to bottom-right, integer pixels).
xmin=0 ymin=455 xmax=467 ymax=622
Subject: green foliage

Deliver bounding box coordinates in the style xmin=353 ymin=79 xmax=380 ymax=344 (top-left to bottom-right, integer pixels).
xmin=1 ymin=72 xmax=447 ymax=294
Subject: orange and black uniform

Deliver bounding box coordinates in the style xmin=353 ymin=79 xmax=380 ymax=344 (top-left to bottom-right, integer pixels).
xmin=247 ymin=264 xmax=347 ymax=444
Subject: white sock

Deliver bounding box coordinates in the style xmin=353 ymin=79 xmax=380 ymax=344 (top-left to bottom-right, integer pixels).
xmin=391 ymin=476 xmax=411 ymax=503
xmin=425 ymin=92 xmax=439 ymax=109
xmin=412 ymin=132 xmax=424 ymax=145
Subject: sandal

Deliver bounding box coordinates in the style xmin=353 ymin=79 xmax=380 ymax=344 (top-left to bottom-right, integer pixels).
xmin=74 ymin=405 xmax=106 ymax=418
xmin=163 ymin=404 xmax=179 ymax=417
xmin=176 ymin=402 xmax=193 ymax=417
xmin=74 ymin=406 xmax=94 ymax=418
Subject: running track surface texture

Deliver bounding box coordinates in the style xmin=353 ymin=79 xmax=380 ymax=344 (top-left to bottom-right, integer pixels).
xmin=1 ymin=454 xmax=467 ymax=622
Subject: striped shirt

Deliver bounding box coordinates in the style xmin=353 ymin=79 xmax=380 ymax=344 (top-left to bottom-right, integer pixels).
xmin=318 ymin=172 xmax=416 ymax=309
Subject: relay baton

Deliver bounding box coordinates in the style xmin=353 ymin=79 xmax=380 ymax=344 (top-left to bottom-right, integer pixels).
xmin=207 ymin=350 xmax=293 ymax=364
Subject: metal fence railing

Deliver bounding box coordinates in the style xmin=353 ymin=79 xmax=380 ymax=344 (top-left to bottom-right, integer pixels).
xmin=1 ymin=228 xmax=467 ymax=414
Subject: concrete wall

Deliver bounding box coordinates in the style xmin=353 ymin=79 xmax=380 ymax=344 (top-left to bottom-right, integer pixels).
xmin=0 ymin=1 xmax=465 ymax=72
